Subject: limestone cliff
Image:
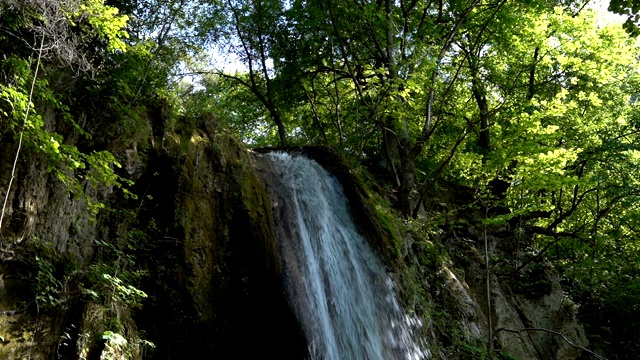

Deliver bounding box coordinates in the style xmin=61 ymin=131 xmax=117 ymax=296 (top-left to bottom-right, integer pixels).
xmin=0 ymin=110 xmax=592 ymax=359
xmin=0 ymin=109 xmax=305 ymax=359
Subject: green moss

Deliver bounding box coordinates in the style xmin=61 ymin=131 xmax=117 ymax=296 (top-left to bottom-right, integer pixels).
xmin=371 ymin=201 xmax=403 ymax=259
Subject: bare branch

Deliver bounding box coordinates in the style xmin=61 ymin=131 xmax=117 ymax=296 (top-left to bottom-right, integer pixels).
xmin=495 ymin=327 xmax=607 ymax=360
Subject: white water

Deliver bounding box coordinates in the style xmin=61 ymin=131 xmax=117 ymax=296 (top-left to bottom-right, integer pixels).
xmin=267 ymin=153 xmax=428 ymax=360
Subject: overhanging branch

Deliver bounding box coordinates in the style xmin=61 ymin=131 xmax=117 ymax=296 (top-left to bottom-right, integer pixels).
xmin=495 ymin=327 xmax=607 ymax=360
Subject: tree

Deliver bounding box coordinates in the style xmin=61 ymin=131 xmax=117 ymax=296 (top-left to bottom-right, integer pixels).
xmin=0 ymin=0 xmax=133 ymax=222
xmin=609 ymin=0 xmax=640 ymax=35
xmin=208 ymin=0 xmax=289 ymax=145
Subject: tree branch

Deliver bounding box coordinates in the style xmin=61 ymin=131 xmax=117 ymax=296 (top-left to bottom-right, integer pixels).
xmin=495 ymin=327 xmax=607 ymax=360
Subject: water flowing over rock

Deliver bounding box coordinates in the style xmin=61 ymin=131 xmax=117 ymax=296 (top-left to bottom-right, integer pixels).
xmin=261 ymin=152 xmax=428 ymax=360
xmin=0 ymin=115 xmax=592 ymax=359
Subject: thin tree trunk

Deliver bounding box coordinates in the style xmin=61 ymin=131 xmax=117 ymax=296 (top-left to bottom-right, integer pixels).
xmin=469 ymin=58 xmax=490 ymax=157
xmin=528 ymin=47 xmax=539 ymax=101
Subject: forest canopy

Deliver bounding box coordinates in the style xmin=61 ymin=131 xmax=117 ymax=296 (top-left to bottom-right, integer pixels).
xmin=1 ymin=0 xmax=640 ymax=357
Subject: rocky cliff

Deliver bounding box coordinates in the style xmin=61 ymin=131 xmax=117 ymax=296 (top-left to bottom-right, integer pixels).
xmin=0 ymin=109 xmax=592 ymax=359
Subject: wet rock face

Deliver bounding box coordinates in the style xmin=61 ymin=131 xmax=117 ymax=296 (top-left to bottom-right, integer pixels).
xmin=0 ymin=149 xmax=98 ymax=265
xmin=0 ymin=112 xmax=111 ymax=359
xmin=132 ymin=128 xmax=307 ymax=359
xmin=0 ymin=112 xmax=307 ymax=359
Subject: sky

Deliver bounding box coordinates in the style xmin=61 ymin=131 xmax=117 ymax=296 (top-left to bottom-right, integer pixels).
xmin=590 ymin=0 xmax=626 ymax=26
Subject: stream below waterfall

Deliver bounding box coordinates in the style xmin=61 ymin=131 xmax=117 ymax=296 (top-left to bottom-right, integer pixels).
xmin=263 ymin=152 xmax=429 ymax=360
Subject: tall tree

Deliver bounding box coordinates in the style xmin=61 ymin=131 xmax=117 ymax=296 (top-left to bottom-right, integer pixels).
xmin=210 ymin=0 xmax=289 ymax=145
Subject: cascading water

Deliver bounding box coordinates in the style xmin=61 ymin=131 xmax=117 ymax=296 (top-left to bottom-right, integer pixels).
xmin=264 ymin=152 xmax=429 ymax=360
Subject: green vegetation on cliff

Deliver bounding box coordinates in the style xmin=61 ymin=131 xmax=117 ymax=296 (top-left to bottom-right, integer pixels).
xmin=1 ymin=0 xmax=640 ymax=359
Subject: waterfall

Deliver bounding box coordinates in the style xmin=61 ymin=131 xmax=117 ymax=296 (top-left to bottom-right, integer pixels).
xmin=264 ymin=152 xmax=428 ymax=360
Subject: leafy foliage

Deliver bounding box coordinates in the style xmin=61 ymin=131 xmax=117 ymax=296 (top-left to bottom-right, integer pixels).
xmin=0 ymin=0 xmax=137 ymax=218
xmin=609 ymin=0 xmax=640 ymax=35
xmin=4 ymin=0 xmax=640 ymax=358
xmin=189 ymin=1 xmax=640 ymax=357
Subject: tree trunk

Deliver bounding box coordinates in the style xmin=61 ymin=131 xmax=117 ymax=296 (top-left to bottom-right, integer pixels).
xmin=266 ymin=104 xmax=287 ymax=146
xmin=398 ymin=139 xmax=415 ymax=218
xmin=469 ymin=56 xmax=490 ymax=157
